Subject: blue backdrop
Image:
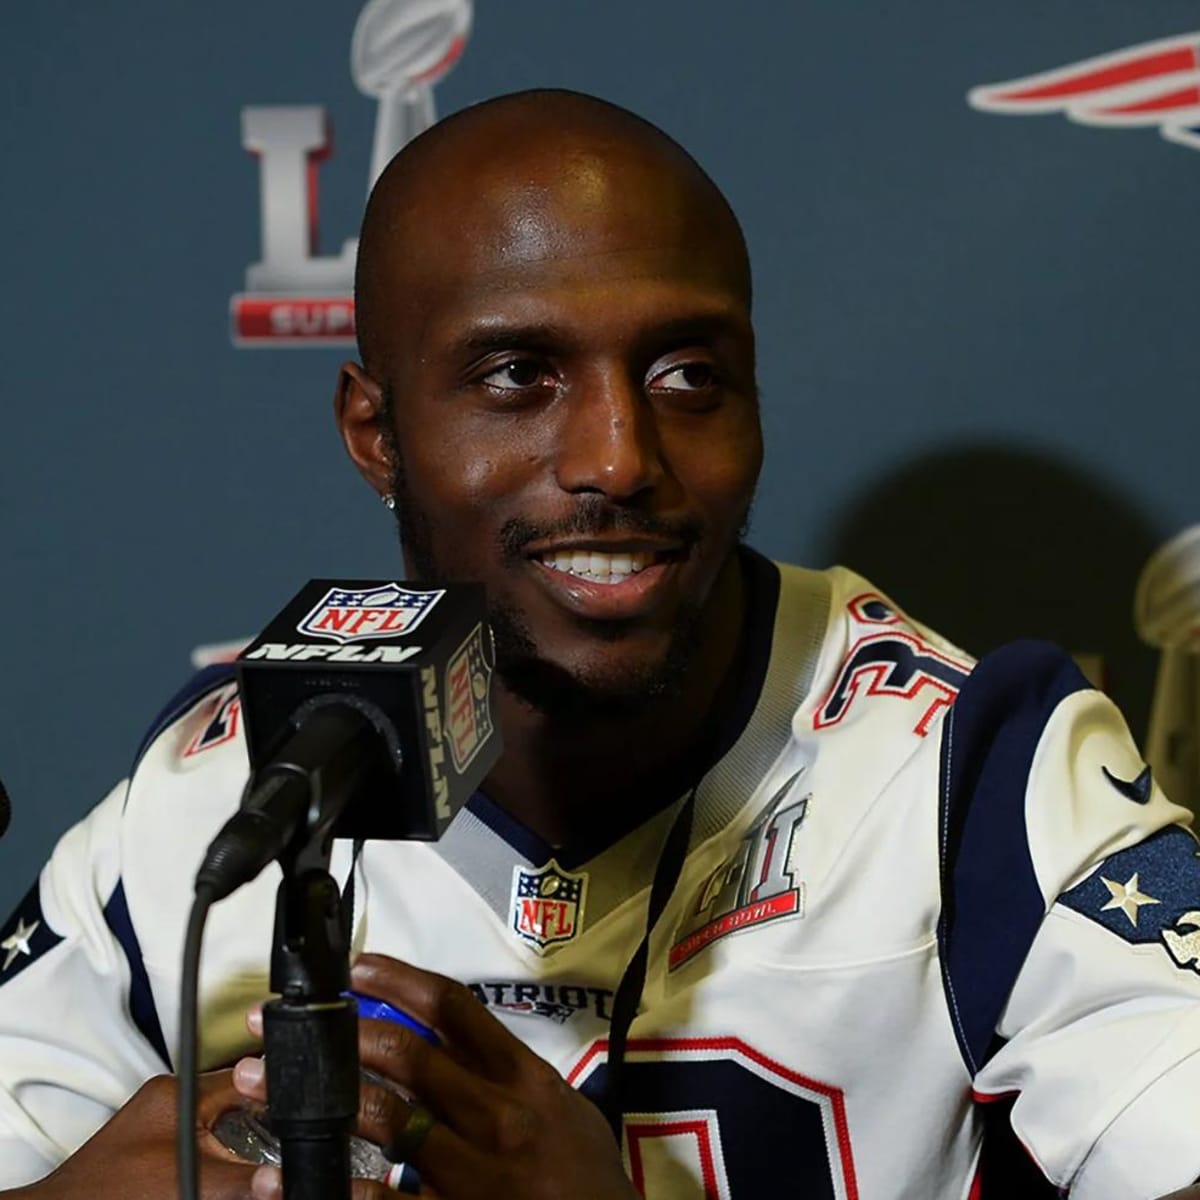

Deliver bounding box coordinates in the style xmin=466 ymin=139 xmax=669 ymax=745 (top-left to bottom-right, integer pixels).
xmin=2 ymin=1 xmax=1196 ymax=912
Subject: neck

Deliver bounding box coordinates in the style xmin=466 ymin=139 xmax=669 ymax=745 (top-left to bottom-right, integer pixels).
xmin=482 ymin=553 xmax=749 ymax=849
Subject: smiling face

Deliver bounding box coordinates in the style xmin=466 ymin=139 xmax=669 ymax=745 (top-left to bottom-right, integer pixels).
xmin=339 ymin=95 xmax=763 ymax=714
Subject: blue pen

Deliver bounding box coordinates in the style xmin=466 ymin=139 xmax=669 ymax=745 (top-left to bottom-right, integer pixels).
xmin=347 ymin=990 xmax=440 ymax=1044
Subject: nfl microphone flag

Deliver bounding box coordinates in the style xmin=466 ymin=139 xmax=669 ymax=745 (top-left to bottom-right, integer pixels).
xmin=237 ymin=580 xmax=499 ymax=841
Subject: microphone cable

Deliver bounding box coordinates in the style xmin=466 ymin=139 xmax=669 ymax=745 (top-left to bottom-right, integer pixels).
xmin=176 ymin=881 xmax=217 ymax=1200
xmin=177 ymin=763 xmax=318 ymax=1200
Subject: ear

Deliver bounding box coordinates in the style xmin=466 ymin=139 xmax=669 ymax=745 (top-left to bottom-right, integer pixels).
xmin=334 ymin=361 xmax=393 ymax=498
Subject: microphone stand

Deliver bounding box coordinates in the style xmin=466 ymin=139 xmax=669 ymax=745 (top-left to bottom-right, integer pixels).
xmin=263 ymin=775 xmax=360 ymax=1200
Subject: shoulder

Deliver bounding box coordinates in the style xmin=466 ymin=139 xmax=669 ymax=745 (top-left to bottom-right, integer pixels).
xmin=775 ymin=560 xmax=975 ymax=739
xmin=18 ymin=664 xmax=251 ymax=955
xmin=123 ymin=659 xmax=251 ymax=821
xmin=942 ymin=638 xmax=1188 ymax=903
xmin=936 ymin=639 xmax=1192 ymax=1069
xmin=130 ymin=662 xmax=243 ymax=773
xmin=118 ymin=664 xmax=255 ymax=947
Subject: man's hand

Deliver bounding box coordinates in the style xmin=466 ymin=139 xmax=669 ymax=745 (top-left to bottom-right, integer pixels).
xmin=234 ymin=955 xmax=639 ymax=1200
xmin=6 ymin=1071 xmax=256 ymax=1200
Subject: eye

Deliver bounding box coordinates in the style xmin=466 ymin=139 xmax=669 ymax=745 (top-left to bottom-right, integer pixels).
xmin=479 ymin=358 xmax=549 ymax=391
xmin=649 ymin=361 xmax=718 ymax=393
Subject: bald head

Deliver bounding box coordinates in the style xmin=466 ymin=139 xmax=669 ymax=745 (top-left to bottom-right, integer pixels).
xmin=353 ymin=89 xmax=751 ymax=375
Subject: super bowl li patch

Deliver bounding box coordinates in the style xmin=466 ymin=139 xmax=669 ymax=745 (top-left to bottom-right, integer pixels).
xmin=510 ymin=861 xmax=588 ymax=954
xmin=1060 ymin=825 xmax=1200 ymax=973
xmin=0 ymin=881 xmax=62 ymax=984
xmin=669 ymin=770 xmax=809 ymax=971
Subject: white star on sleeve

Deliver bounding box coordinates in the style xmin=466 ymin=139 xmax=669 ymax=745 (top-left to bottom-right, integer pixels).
xmin=1 ymin=918 xmax=40 ymax=971
xmin=1099 ymin=873 xmax=1161 ymax=927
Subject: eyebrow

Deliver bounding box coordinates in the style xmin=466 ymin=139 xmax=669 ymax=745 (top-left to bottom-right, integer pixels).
xmin=634 ymin=312 xmax=750 ymax=348
xmin=447 ymin=310 xmax=750 ymax=362
xmin=449 ymin=323 xmax=575 ymax=360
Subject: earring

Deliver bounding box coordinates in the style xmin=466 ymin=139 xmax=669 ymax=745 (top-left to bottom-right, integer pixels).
xmin=381 ymin=493 xmax=396 ymax=511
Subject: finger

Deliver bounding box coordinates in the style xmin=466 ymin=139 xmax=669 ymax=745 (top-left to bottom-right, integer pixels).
xmin=351 ymin=1177 xmax=397 ymax=1200
xmin=196 ymin=1067 xmax=264 ymax=1126
xmin=379 ymin=1105 xmax=492 ymax=1200
xmin=246 ymin=1003 xmax=264 ymax=1039
xmin=251 ymin=1166 xmax=281 ymax=1200
xmin=358 ymin=1018 xmax=510 ymax=1144
xmin=356 ymin=1070 xmax=413 ymax=1147
xmin=196 ymin=1156 xmax=260 ymax=1198
xmin=351 ymin=956 xmax=526 ymax=1080
xmin=250 ymin=1162 xmax=430 ymax=1200
xmin=232 ymin=1055 xmax=268 ymax=1104
xmin=414 ymin=1125 xmax=506 ymax=1200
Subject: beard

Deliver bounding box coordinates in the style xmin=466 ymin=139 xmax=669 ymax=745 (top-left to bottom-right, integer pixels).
xmin=483 ymin=587 xmax=706 ymax=719
xmin=384 ymin=439 xmax=718 ymax=720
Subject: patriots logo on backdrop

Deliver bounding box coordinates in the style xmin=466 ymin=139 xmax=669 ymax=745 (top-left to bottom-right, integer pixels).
xmin=970 ymin=32 xmax=1200 ymax=152
xmin=1059 ymin=825 xmax=1200 ymax=973
xmin=510 ymin=862 xmax=588 ymax=954
xmin=298 ymin=584 xmax=444 ymax=644
xmin=189 ymin=638 xmax=250 ymax=669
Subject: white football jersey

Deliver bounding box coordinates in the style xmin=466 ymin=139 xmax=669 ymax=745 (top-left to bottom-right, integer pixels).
xmin=2 ymin=552 xmax=1199 ymax=1199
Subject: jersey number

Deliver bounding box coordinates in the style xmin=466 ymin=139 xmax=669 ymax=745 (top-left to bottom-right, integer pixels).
xmin=569 ymin=1038 xmax=858 ymax=1200
xmin=815 ymin=632 xmax=968 ymax=737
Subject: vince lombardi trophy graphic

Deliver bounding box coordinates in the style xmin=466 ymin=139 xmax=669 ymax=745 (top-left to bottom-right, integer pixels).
xmin=352 ymin=0 xmax=473 ymax=190
xmin=1136 ymin=525 xmax=1200 ymax=815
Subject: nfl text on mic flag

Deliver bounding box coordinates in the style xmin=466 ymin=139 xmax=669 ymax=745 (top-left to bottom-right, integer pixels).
xmin=195 ymin=580 xmax=501 ymax=899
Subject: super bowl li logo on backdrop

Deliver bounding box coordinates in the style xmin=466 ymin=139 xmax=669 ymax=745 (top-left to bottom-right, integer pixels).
xmin=970 ymin=31 xmax=1200 ymax=151
xmin=231 ymin=0 xmax=473 ymax=347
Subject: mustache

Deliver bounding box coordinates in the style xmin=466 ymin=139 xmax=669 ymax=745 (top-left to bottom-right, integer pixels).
xmin=499 ymin=503 xmax=705 ymax=561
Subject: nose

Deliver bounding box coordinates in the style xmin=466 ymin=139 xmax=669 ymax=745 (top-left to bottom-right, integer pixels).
xmin=553 ymin=365 xmax=665 ymax=501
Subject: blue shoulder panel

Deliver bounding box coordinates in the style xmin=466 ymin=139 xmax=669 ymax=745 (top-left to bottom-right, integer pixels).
xmin=1060 ymin=825 xmax=1200 ymax=978
xmin=130 ymin=662 xmax=238 ymax=772
xmin=103 ymin=881 xmax=172 ymax=1069
xmin=937 ymin=639 xmax=1091 ymax=1074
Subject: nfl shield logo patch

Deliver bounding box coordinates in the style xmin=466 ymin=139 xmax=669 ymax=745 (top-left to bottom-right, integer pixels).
xmin=510 ymin=861 xmax=588 ymax=953
xmin=298 ymin=584 xmax=444 ymax=644
xmin=444 ymin=624 xmax=494 ymax=773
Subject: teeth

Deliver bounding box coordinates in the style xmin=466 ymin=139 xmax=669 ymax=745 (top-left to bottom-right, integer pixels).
xmin=540 ymin=549 xmax=655 ymax=584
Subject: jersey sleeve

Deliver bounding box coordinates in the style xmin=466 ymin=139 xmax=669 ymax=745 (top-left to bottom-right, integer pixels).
xmin=944 ymin=642 xmax=1200 ymax=1198
xmin=0 ymin=782 xmax=171 ymax=1187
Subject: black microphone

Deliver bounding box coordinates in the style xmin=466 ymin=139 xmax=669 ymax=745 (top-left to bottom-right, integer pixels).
xmin=195 ymin=579 xmax=501 ymax=900
xmin=0 ymin=776 xmax=10 ymax=840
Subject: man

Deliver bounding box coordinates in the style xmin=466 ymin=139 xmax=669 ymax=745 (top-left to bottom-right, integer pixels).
xmin=2 ymin=90 xmax=1199 ymax=1199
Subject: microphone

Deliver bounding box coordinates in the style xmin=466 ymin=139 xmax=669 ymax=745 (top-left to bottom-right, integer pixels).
xmin=195 ymin=579 xmax=501 ymax=899
xmin=0 ymin=777 xmax=10 ymax=840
